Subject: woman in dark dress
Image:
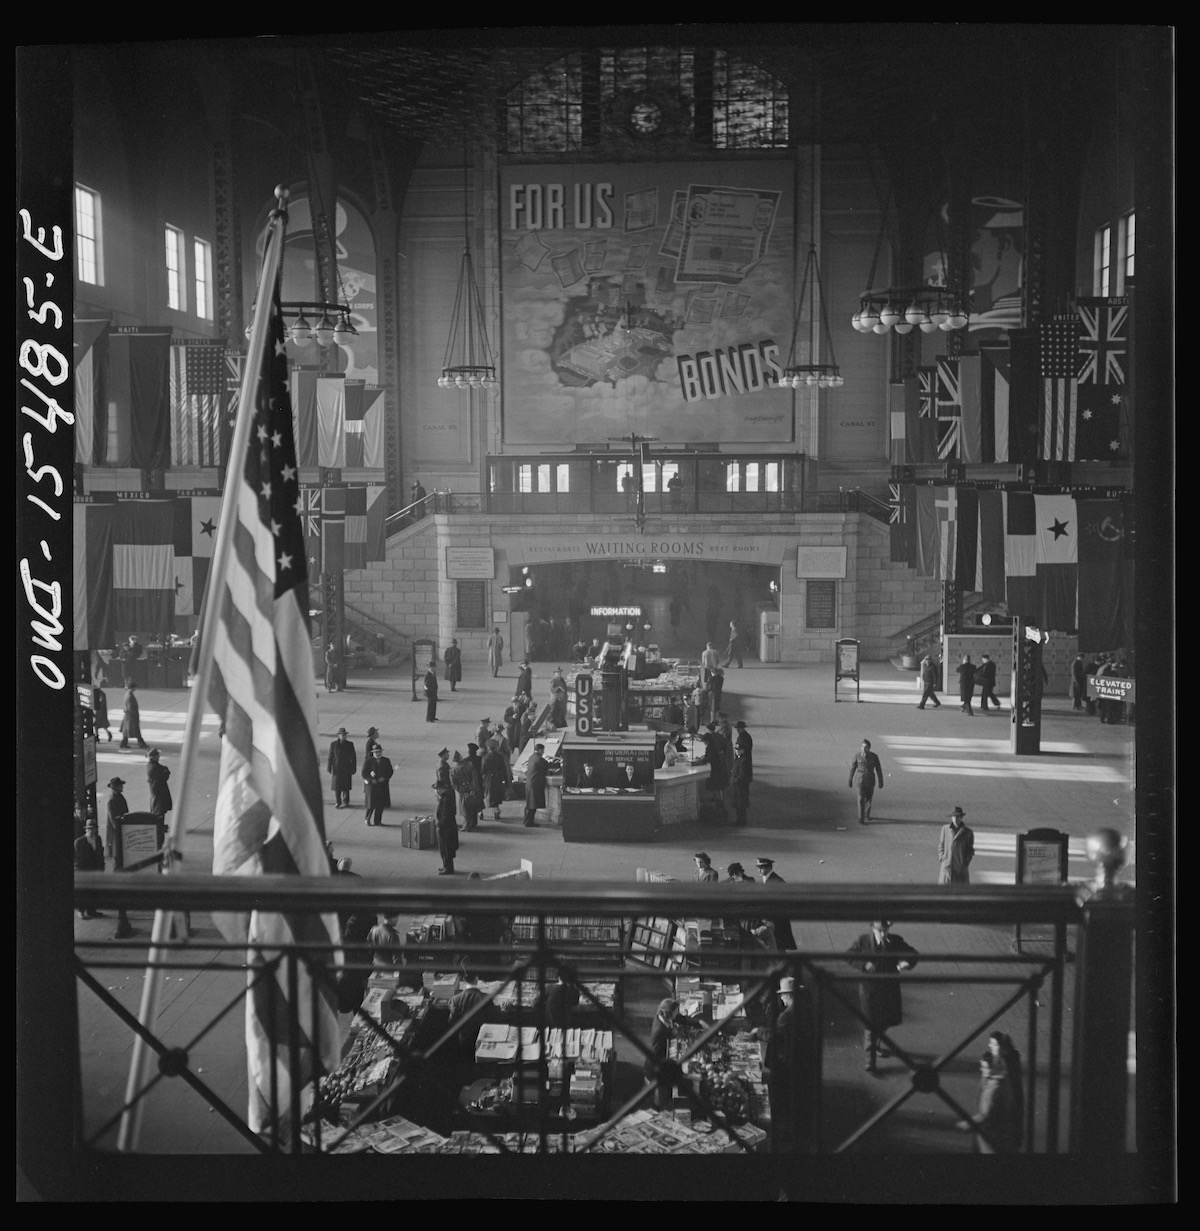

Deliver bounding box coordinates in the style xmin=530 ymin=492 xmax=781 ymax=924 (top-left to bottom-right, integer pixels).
xmin=958 ymin=1031 xmax=1025 ymax=1153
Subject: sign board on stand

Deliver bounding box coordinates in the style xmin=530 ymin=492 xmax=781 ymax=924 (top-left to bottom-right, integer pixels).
xmin=834 ymin=638 xmax=860 ymax=702
xmin=1013 ymin=828 xmax=1069 ymax=953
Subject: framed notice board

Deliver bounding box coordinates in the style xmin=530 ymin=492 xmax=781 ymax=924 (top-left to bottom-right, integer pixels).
xmin=411 ymin=637 xmax=438 ymax=702
xmin=456 ymin=580 xmax=487 ymax=630
xmin=1013 ymin=827 xmax=1069 ymax=952
xmin=114 ymin=811 xmax=166 ymax=873
xmin=834 ymin=637 xmax=860 ymax=702
xmin=806 ymin=580 xmax=837 ymax=629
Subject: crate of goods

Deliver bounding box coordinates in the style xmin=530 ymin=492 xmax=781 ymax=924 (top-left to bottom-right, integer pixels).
xmin=401 ymin=815 xmax=437 ymax=849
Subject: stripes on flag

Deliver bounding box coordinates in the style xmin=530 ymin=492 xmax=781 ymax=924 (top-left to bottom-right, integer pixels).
xmin=208 ymin=276 xmax=341 ymax=1138
xmin=316 ymin=374 xmax=346 ymax=468
xmin=979 ymin=345 xmax=1011 ymax=463
xmin=170 ymin=340 xmax=226 ymax=467
xmin=1039 ymin=315 xmax=1079 ymax=461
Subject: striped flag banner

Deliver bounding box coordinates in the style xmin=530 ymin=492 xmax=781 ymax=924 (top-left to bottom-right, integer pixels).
xmin=208 ymin=271 xmax=341 ymax=1138
xmin=170 ymin=340 xmax=226 ymax=467
xmin=1040 ymin=315 xmax=1079 ymax=461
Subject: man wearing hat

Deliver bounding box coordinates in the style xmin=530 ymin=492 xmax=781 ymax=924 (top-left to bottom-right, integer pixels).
xmin=762 ymin=975 xmax=811 ymax=1153
xmin=730 ymin=742 xmax=753 ymax=827
xmin=696 ymin=727 xmax=730 ymax=822
xmin=104 ymin=779 xmax=135 ymax=938
xmin=434 ymin=752 xmax=459 ymax=874
xmin=362 ymin=728 xmax=381 ymax=808
xmin=443 ymin=637 xmax=462 ymax=692
xmin=487 ymin=626 xmax=505 ymax=678
xmin=937 ymin=807 xmax=975 ymax=884
xmin=516 ymin=660 xmax=533 ymax=699
xmin=755 ymin=858 xmax=797 ymax=950
xmin=74 ymin=815 xmax=106 ymax=918
xmin=481 ymin=738 xmax=511 ymax=822
xmin=523 ymin=742 xmax=550 ymax=827
xmin=118 ymin=681 xmax=148 ymax=750
xmin=846 ymin=920 xmax=919 ymax=1073
xmin=475 ymin=717 xmax=493 ymax=750
xmin=847 ymin=738 xmax=884 ymax=825
xmin=423 ymin=661 xmax=439 ymax=722
xmin=693 ymin=852 xmax=719 ymax=883
xmin=146 ymin=749 xmax=172 ymax=820
xmin=327 ymin=728 xmax=357 ymax=809
xmin=362 ymin=743 xmax=394 ymax=826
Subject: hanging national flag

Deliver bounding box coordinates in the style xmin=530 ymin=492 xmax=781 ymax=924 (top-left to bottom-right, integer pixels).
xmin=74 ymin=318 xmax=110 ymax=466
xmin=290 ymin=367 xmax=321 ymax=468
xmin=365 ymin=484 xmax=388 ymax=564
xmin=1034 ymin=493 xmax=1078 ymax=632
xmin=170 ymin=340 xmax=227 ymax=467
xmin=888 ymin=482 xmax=909 ymax=564
xmin=301 ymin=486 xmax=323 ymax=572
xmin=1004 ymin=491 xmax=1038 ymax=620
xmin=934 ymin=486 xmax=957 ymax=582
xmin=360 ymin=385 xmax=387 ymax=470
xmin=914 ymin=486 xmax=938 ymax=578
xmin=343 ymin=486 xmax=368 ymax=570
xmin=918 ymin=366 xmax=937 ymax=420
xmin=316 ymin=373 xmax=346 ymax=468
xmin=979 ymin=345 xmax=1012 ymax=463
xmin=958 ymin=354 xmax=984 ymax=464
xmin=935 ymin=357 xmax=961 ymax=460
xmin=111 ymin=499 xmax=177 ymax=636
xmin=74 ymin=501 xmax=116 ymax=652
xmin=322 ymin=486 xmax=346 ymax=574
xmin=208 ymin=279 xmax=341 ymax=1137
xmin=1075 ymin=297 xmax=1128 ymax=460
xmin=171 ymin=496 xmax=221 ymax=617
xmin=888 ymin=383 xmax=907 ymax=467
xmin=1077 ymin=499 xmax=1129 ymax=651
xmin=1007 ymin=329 xmax=1041 ymax=464
xmin=1039 ymin=315 xmax=1079 ymax=461
xmin=103 ymin=328 xmax=174 ymax=467
xmin=978 ymin=489 xmax=1006 ymax=603
xmin=955 ymin=487 xmax=979 ymax=591
xmin=343 ymin=380 xmax=366 ymax=468
xmin=898 ymin=374 xmax=936 ymax=463
xmin=223 ymin=349 xmax=243 ymax=464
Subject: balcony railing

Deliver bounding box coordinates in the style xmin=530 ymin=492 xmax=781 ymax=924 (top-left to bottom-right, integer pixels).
xmin=69 ymin=871 xmax=1135 ymax=1184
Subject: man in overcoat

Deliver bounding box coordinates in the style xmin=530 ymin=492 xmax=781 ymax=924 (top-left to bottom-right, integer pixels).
xmin=957 ymin=654 xmax=978 ymax=716
xmin=104 ymin=778 xmax=134 ymax=938
xmin=480 ymin=738 xmax=511 ymax=822
xmin=487 ymin=628 xmax=504 ymax=677
xmin=516 ymin=660 xmax=533 ymax=699
xmin=937 ymin=806 xmax=975 ymax=883
xmin=977 ymin=653 xmax=1001 ymax=713
xmin=327 ymin=728 xmax=357 ymax=808
xmin=362 ymin=744 xmax=394 ymax=826
xmin=119 ymin=682 xmax=148 ymax=750
xmin=523 ymin=743 xmax=549 ymax=827
xmin=755 ymin=857 xmax=797 ymax=950
xmin=444 ymin=639 xmax=462 ymax=691
xmin=846 ymin=920 xmax=918 ymax=1073
xmin=435 ymin=780 xmax=459 ymax=874
xmin=423 ymin=663 xmax=439 ymax=722
xmin=917 ymin=654 xmax=942 ymax=709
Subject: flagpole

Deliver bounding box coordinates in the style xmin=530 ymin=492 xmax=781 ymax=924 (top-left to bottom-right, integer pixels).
xmin=117 ymin=189 xmax=292 ymax=1152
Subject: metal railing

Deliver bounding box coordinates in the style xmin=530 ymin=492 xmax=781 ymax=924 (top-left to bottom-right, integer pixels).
xmin=71 ymin=872 xmax=1133 ymax=1165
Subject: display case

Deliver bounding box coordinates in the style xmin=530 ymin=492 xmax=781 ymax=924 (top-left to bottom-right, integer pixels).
xmin=559 ymin=730 xmax=659 ymax=842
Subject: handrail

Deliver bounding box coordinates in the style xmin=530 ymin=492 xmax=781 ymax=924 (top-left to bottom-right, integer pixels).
xmin=342 ymin=600 xmax=409 ymax=645
xmin=74 ymin=872 xmax=1100 ymax=925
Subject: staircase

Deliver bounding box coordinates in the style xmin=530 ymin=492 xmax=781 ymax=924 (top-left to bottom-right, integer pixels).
xmin=889 ymin=593 xmax=993 ymax=669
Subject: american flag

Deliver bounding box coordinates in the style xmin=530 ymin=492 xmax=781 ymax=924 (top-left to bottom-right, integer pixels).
xmin=208 ymin=275 xmax=341 ymax=1139
xmin=170 ymin=341 xmax=226 ymax=467
xmin=1040 ymin=315 xmax=1079 ymax=461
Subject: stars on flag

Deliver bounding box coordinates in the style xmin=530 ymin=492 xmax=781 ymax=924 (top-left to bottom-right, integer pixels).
xmin=199 ymin=517 xmax=217 ymax=538
xmin=1049 ymin=518 xmax=1070 ymax=540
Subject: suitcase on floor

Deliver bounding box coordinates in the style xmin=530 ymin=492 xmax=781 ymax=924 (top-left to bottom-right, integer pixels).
xmin=401 ymin=816 xmax=437 ymax=849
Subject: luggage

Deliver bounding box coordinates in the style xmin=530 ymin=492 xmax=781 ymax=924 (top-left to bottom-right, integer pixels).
xmin=400 ymin=815 xmax=437 ymax=849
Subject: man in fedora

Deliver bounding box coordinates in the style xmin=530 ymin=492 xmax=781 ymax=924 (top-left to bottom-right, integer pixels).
xmin=327 ymin=727 xmax=357 ymax=808
xmin=762 ymin=975 xmax=810 ymax=1153
xmin=848 ymin=738 xmax=884 ymax=825
xmin=938 ymin=806 xmax=975 ymax=884
xmin=104 ymin=778 xmax=135 ymax=939
xmin=119 ymin=681 xmax=148 ymax=750
xmin=363 ymin=743 xmax=393 ymax=827
xmin=846 ymin=920 xmax=918 ymax=1073
xmin=146 ymin=749 xmax=172 ymax=820
xmin=755 ymin=858 xmax=797 ymax=950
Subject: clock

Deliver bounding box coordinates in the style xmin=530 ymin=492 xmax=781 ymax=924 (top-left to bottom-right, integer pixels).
xmin=628 ymin=97 xmax=664 ymax=137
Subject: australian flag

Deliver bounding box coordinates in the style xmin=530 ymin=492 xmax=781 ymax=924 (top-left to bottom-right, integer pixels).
xmin=1075 ymin=297 xmax=1128 ymax=460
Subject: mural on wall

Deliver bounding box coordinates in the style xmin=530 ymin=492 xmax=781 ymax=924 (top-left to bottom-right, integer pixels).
xmin=499 ymin=161 xmax=795 ymax=446
xmin=923 ymin=194 xmax=1025 ymax=344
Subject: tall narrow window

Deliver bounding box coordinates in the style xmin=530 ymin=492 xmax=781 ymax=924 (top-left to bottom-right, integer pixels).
xmin=536 ymin=463 xmax=552 ymax=492
xmin=1121 ymin=211 xmax=1135 ymax=287
xmin=725 ymin=462 xmax=740 ymax=492
xmin=556 ymin=463 xmax=571 ymax=492
xmin=517 ymin=463 xmax=534 ymax=494
xmin=165 ymin=225 xmax=185 ymax=311
xmin=193 ymin=237 xmax=213 ymax=320
xmin=75 ymin=184 xmax=102 ymax=285
xmin=1094 ymin=224 xmax=1112 ymax=297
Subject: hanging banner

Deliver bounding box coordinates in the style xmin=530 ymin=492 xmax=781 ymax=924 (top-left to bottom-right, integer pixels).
xmin=499 ymin=160 xmax=795 ymax=447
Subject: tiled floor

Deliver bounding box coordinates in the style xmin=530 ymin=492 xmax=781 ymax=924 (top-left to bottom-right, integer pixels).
xmin=74 ymin=657 xmax=1136 ymax=1161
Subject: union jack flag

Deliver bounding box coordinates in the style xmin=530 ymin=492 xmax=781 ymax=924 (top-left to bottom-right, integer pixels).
xmin=935 ymin=357 xmax=961 ymax=460
xmin=918 ymin=366 xmax=937 ymax=418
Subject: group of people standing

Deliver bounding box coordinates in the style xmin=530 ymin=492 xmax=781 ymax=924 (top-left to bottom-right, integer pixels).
xmin=916 ymin=653 xmax=1001 ymax=715
xmin=691 ymin=716 xmax=753 ymax=826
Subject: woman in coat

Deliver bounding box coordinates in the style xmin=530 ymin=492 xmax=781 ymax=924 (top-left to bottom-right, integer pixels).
xmin=119 ymin=682 xmax=148 ymax=750
xmin=958 ymin=1032 xmax=1024 ymax=1153
xmin=480 ymin=738 xmax=512 ymax=822
xmin=443 ymin=639 xmax=462 ymax=692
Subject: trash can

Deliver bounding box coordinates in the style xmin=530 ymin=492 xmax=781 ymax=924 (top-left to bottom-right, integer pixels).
xmin=758 ymin=614 xmax=780 ymax=663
